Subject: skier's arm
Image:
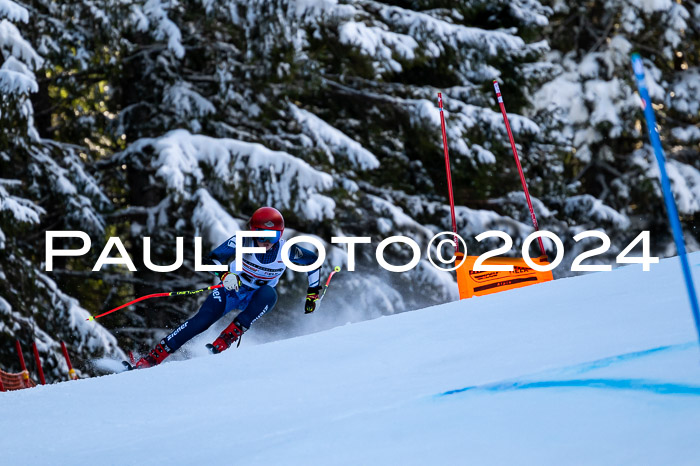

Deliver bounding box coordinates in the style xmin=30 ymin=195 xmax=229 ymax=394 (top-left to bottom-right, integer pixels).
xmin=288 ymin=244 xmax=321 ymax=288
xmin=289 ymin=244 xmax=322 ymax=313
xmin=205 ymin=235 xmax=237 ymax=277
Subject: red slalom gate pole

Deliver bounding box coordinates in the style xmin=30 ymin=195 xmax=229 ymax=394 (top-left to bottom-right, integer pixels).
xmin=437 ymin=92 xmax=459 ymax=254
xmin=15 ymin=340 xmax=31 ymax=388
xmin=493 ymin=81 xmax=546 ymax=257
xmin=0 ymin=373 xmax=5 ymax=392
xmin=32 ymin=341 xmax=46 ymax=385
xmin=61 ymin=341 xmax=78 ymax=381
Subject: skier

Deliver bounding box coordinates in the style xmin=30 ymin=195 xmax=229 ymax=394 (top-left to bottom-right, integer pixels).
xmin=131 ymin=207 xmax=322 ymax=369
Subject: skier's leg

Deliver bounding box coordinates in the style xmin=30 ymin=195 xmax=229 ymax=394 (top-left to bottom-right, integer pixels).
xmin=134 ymin=287 xmax=230 ymax=368
xmin=234 ymin=285 xmax=278 ymax=329
xmin=162 ymin=287 xmax=230 ymax=352
xmin=209 ymin=285 xmax=278 ymax=353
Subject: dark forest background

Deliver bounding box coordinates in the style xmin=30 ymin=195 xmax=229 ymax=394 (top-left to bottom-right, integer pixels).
xmin=1 ymin=0 xmax=698 ymax=381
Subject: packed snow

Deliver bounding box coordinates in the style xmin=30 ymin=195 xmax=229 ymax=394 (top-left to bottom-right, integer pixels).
xmin=2 ymin=252 xmax=699 ymax=465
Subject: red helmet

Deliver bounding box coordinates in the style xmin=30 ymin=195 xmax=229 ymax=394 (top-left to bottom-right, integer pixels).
xmin=248 ymin=207 xmax=284 ymax=243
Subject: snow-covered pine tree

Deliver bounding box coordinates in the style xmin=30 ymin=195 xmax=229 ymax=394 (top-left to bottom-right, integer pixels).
xmin=0 ymin=0 xmax=124 ymax=381
xmin=532 ymin=0 xmax=700 ymax=265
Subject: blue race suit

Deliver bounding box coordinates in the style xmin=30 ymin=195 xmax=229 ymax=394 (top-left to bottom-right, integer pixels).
xmin=161 ymin=236 xmax=320 ymax=352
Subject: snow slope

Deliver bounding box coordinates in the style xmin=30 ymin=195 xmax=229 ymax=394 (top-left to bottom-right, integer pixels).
xmin=2 ymin=253 xmax=700 ymax=465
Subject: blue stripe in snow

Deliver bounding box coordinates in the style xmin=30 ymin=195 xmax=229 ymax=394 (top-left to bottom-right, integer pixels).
xmin=440 ymin=379 xmax=700 ymax=397
xmin=438 ymin=342 xmax=700 ymax=398
xmin=562 ymin=342 xmax=694 ymax=375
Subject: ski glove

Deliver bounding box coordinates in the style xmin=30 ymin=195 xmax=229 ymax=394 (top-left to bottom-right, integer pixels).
xmin=221 ymin=272 xmax=241 ymax=292
xmin=305 ymin=286 xmax=322 ymax=314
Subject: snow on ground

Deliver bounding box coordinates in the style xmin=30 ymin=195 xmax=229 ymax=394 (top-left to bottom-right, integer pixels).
xmin=2 ymin=253 xmax=700 ymax=465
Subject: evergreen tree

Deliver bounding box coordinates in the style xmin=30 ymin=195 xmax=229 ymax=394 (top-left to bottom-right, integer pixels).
xmin=0 ymin=0 xmax=123 ymax=381
xmin=533 ymin=0 xmax=700 ymax=264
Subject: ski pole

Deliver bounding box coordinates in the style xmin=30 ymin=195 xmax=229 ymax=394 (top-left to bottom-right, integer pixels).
xmin=316 ymin=266 xmax=341 ymax=312
xmin=87 ymin=284 xmax=223 ymax=321
xmin=493 ymin=80 xmax=546 ymax=257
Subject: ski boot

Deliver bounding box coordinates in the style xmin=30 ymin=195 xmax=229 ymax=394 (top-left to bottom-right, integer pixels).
xmin=207 ymin=319 xmax=246 ymax=354
xmin=124 ymin=342 xmax=170 ymax=370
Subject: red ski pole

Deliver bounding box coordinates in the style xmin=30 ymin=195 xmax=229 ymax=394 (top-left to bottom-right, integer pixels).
xmin=493 ymin=80 xmax=546 ymax=257
xmin=87 ymin=283 xmax=223 ymax=321
xmin=438 ymin=92 xmax=459 ymax=255
xmin=315 ymin=266 xmax=341 ymax=312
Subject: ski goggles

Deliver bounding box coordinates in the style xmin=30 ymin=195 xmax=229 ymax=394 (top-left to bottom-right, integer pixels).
xmin=253 ymin=228 xmax=282 ymax=244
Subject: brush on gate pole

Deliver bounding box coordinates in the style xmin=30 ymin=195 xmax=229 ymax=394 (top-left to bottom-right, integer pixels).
xmin=631 ymin=54 xmax=700 ymax=347
xmin=437 ymin=92 xmax=459 ymax=255
xmin=493 ymin=81 xmax=546 ymax=258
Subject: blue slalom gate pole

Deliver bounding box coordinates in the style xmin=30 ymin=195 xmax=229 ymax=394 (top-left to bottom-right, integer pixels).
xmin=631 ymin=53 xmax=700 ymax=345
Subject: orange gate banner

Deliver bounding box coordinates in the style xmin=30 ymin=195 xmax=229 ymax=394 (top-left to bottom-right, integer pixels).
xmin=454 ymin=252 xmax=553 ymax=299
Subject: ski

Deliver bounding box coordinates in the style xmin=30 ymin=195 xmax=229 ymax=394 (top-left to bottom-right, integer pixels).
xmin=205 ymin=343 xmax=219 ymax=354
